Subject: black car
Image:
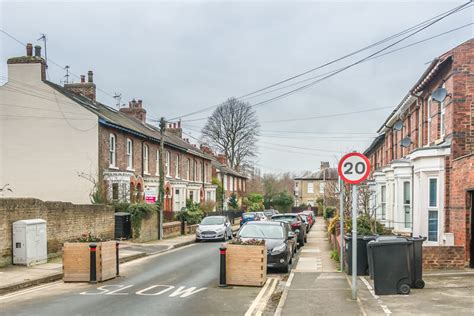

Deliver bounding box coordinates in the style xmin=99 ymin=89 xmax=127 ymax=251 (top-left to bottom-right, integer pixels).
xmin=271 ymin=213 xmax=307 ymax=246
xmin=238 ymin=221 xmax=295 ymax=272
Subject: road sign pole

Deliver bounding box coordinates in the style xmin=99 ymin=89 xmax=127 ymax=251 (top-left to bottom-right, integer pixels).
xmin=339 ymin=177 xmax=344 ymax=272
xmin=351 ymin=184 xmax=358 ymax=300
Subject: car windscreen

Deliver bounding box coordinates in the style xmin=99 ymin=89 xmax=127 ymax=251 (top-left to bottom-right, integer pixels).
xmin=239 ymin=225 xmax=284 ymax=239
xmin=272 ymin=215 xmax=296 ymax=221
xmin=201 ymin=217 xmax=225 ymax=225
xmin=243 ymin=213 xmax=256 ymax=218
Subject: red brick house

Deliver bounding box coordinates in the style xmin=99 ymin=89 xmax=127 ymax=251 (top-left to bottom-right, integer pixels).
xmin=364 ymin=39 xmax=473 ymax=268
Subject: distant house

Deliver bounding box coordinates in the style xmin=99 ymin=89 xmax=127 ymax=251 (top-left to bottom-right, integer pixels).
xmin=294 ymin=162 xmax=338 ymax=208
xmin=0 ymin=43 xmax=217 ymax=211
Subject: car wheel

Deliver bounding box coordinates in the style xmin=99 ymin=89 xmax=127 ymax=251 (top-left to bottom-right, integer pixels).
xmin=304 ymin=236 xmax=308 ymax=243
xmin=195 ymin=238 xmax=200 ymax=242
xmin=281 ymin=264 xmax=290 ymax=273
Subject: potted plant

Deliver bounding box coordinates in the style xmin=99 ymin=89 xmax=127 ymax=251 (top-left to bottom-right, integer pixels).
xmin=225 ymin=238 xmax=267 ymax=286
xmin=63 ymin=232 xmax=117 ymax=282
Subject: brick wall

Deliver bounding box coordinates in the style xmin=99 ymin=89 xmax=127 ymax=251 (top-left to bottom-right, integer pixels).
xmin=133 ymin=211 xmax=158 ymax=243
xmin=423 ymin=245 xmax=465 ymax=269
xmin=0 ymin=198 xmax=114 ymax=267
xmin=163 ymin=221 xmax=182 ymax=239
xmin=447 ymin=154 xmax=474 ymax=263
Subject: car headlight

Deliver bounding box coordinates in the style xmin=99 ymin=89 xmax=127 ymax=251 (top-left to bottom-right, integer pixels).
xmin=196 ymin=228 xmax=201 ymax=233
xmin=271 ymin=243 xmax=286 ymax=255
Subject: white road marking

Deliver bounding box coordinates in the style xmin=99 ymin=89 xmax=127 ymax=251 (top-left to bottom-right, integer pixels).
xmin=0 ymin=281 xmax=63 ymax=300
xmin=245 ymin=277 xmax=273 ymax=316
xmin=136 ymin=285 xmax=174 ymax=296
xmin=359 ymin=276 xmax=391 ymax=315
xmin=255 ymin=277 xmax=278 ymax=316
xmin=168 ymin=286 xmax=207 ymax=298
xmin=106 ymin=285 xmax=134 ymax=295
xmin=274 ymin=272 xmax=294 ymax=316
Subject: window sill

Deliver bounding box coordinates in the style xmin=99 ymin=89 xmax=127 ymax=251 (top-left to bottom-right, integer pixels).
xmin=126 ymin=168 xmax=135 ymax=172
xmin=108 ymin=166 xmax=119 ymax=170
xmin=144 ymin=172 xmax=151 ymax=176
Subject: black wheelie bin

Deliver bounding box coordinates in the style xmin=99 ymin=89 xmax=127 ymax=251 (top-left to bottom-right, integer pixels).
xmin=344 ymin=235 xmax=376 ymax=275
xmin=407 ymin=236 xmax=426 ymax=289
xmin=368 ymin=238 xmax=412 ymax=295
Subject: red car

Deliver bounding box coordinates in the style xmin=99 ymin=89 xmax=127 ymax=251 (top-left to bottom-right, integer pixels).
xmin=298 ymin=213 xmax=313 ymax=231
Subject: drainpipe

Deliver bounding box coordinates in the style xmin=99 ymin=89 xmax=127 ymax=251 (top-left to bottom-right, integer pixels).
xmin=141 ymin=140 xmax=145 ymax=203
xmin=411 ymin=165 xmax=415 ymax=237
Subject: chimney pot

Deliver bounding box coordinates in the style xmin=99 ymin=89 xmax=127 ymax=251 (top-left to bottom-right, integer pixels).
xmin=178 ymin=121 xmax=181 ymax=128
xmin=26 ymin=43 xmax=33 ymax=57
xmin=34 ymin=45 xmax=41 ymax=57
xmin=80 ymin=75 xmax=85 ymax=83
xmin=87 ymin=70 xmax=93 ymax=83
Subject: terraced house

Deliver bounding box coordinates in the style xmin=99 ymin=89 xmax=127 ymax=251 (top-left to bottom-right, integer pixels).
xmin=0 ymin=44 xmax=217 ymax=211
xmin=364 ymin=39 xmax=473 ymax=268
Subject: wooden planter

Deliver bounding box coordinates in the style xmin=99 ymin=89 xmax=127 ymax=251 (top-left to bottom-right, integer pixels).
xmin=226 ymin=243 xmax=267 ymax=287
xmin=63 ymin=241 xmax=117 ymax=282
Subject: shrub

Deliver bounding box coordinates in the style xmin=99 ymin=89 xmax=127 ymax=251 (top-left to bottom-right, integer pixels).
xmin=324 ymin=207 xmax=336 ymax=219
xmin=330 ymin=249 xmax=339 ymax=262
xmin=127 ymin=203 xmax=158 ymax=238
xmin=72 ymin=232 xmax=106 ymax=242
xmin=327 ymin=214 xmax=340 ymax=235
xmin=175 ymin=200 xmax=205 ymax=225
xmin=113 ymin=202 xmax=130 ymax=213
xmin=201 ymin=200 xmax=216 ymax=214
xmin=345 ymin=214 xmax=389 ymax=235
xmin=228 ymin=193 xmax=239 ymax=210
xmin=242 ymin=193 xmax=264 ymax=212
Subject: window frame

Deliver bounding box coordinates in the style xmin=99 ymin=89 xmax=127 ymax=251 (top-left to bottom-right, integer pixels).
xmin=380 ymin=185 xmax=386 ymax=220
xmin=126 ymin=138 xmax=133 ymax=170
xmin=143 ymin=144 xmax=149 ymax=174
xmin=109 ymin=133 xmax=116 ymax=168
xmin=439 ymin=83 xmax=446 ymax=138
xmin=307 ymin=182 xmax=314 ymax=194
xmin=428 ymin=177 xmax=439 ymax=242
xmin=175 ymin=154 xmax=180 ymax=178
xmin=186 ymin=159 xmax=191 ymax=180
xmin=403 ymin=181 xmax=411 ymax=228
xmin=165 ymin=151 xmax=170 ymax=177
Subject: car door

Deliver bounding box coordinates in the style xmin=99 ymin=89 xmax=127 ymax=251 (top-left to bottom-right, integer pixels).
xmin=226 ymin=218 xmax=232 ymax=237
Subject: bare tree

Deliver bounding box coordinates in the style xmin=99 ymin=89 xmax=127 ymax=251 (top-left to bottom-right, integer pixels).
xmin=201 ymin=97 xmax=260 ymax=170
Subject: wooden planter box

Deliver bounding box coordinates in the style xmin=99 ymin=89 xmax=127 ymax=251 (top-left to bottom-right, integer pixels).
xmin=226 ymin=243 xmax=267 ymax=287
xmin=63 ymin=241 xmax=117 ymax=282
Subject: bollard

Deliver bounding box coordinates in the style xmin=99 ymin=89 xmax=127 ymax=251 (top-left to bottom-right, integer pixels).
xmin=219 ymin=245 xmax=227 ymax=288
xmin=116 ymin=242 xmax=120 ymax=277
xmin=89 ymin=244 xmax=97 ymax=284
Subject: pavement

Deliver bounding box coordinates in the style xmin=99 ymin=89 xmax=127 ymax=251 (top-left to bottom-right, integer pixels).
xmin=275 ymin=217 xmax=363 ymax=316
xmin=275 ymin=217 xmax=474 ymax=316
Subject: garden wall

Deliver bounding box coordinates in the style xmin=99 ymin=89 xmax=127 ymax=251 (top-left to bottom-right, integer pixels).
xmin=134 ymin=211 xmax=158 ymax=243
xmin=423 ymin=245 xmax=465 ymax=269
xmin=0 ymin=198 xmax=114 ymax=267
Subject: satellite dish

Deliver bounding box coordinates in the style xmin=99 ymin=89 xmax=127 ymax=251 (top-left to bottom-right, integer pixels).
xmin=393 ymin=120 xmax=404 ymax=131
xmin=432 ymin=87 xmax=448 ymax=103
xmin=400 ymin=137 xmax=412 ymax=148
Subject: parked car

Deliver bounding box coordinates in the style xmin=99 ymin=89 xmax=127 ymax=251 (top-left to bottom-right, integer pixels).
xmin=237 ymin=221 xmax=295 ymax=272
xmin=302 ymin=210 xmax=316 ymax=227
xmin=195 ymin=216 xmax=232 ymax=242
xmin=298 ymin=213 xmax=311 ymax=233
xmin=263 ymin=209 xmax=279 ymax=219
xmin=240 ymin=212 xmax=261 ymax=226
xmin=256 ymin=211 xmax=269 ymax=221
xmin=279 ymin=221 xmax=297 ymax=256
xmin=299 ymin=212 xmax=313 ymax=228
xmin=271 ymin=213 xmax=307 ymax=246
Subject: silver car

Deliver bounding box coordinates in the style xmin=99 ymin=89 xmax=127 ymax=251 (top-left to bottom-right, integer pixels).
xmin=195 ymin=216 xmax=232 ymax=241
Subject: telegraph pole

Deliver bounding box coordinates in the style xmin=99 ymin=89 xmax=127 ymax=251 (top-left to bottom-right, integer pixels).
xmin=158 ymin=117 xmax=166 ymax=240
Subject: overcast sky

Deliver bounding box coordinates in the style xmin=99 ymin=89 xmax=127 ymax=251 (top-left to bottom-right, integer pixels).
xmin=1 ymin=0 xmax=472 ymax=174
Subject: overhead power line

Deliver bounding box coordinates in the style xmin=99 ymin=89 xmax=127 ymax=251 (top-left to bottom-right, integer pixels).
xmin=168 ymin=2 xmax=472 ymax=120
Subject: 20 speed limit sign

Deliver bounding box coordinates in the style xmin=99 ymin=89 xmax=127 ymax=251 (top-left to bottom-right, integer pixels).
xmin=338 ymin=152 xmax=371 ymax=184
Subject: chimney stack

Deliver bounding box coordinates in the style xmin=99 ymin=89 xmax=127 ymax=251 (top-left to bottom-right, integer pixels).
xmin=217 ymin=154 xmax=227 ymax=165
xmin=64 ymin=71 xmax=96 ymax=101
xmin=26 ymin=43 xmax=33 ymax=57
xmin=87 ymin=70 xmax=93 ymax=83
xmin=119 ymin=98 xmax=147 ymax=123
xmin=34 ymin=45 xmax=41 ymax=57
xmin=80 ymin=75 xmax=85 ymax=83
xmin=166 ymin=120 xmax=183 ymax=138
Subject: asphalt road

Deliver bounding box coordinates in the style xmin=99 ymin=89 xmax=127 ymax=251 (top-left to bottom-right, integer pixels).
xmin=0 ymin=242 xmax=263 ymax=316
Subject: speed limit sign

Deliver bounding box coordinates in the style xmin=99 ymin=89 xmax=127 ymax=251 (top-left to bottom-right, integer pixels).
xmin=338 ymin=152 xmax=371 ymax=184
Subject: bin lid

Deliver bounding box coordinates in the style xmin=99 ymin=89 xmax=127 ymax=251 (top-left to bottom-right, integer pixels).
xmin=115 ymin=212 xmax=131 ymax=216
xmin=344 ymin=234 xmax=376 ymax=241
xmin=13 ymin=219 xmax=46 ymax=225
xmin=368 ymin=238 xmax=411 ymax=247
xmin=376 ymin=235 xmax=407 ymax=241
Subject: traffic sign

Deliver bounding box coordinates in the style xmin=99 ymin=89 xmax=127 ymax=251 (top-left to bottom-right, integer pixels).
xmin=338 ymin=152 xmax=371 ymax=185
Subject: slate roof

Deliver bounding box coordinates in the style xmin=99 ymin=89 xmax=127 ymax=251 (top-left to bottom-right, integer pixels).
xmin=294 ymin=168 xmax=338 ymax=181
xmin=211 ymin=160 xmax=247 ymax=179
xmin=44 ymin=81 xmax=212 ymax=159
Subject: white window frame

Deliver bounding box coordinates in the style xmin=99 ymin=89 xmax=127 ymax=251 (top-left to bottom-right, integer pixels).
xmin=143 ymin=145 xmax=149 ymax=174
xmin=440 ymin=83 xmax=446 ymax=138
xmin=403 ymin=181 xmax=411 ymax=229
xmin=126 ymin=138 xmax=133 ymax=170
xmin=307 ymin=182 xmax=314 ymax=194
xmin=428 ymin=177 xmax=439 ymax=242
xmin=381 ymin=185 xmax=386 ymax=220
xmin=427 ymin=96 xmax=432 ymax=145
xmin=165 ymin=151 xmax=170 ymax=177
xmin=175 ymin=154 xmax=180 ymax=178
xmin=156 ymin=149 xmax=160 ymax=176
xmin=109 ymin=133 xmax=116 ymax=168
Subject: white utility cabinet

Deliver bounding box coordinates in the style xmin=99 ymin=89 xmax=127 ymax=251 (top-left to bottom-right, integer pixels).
xmin=13 ymin=219 xmax=47 ymax=266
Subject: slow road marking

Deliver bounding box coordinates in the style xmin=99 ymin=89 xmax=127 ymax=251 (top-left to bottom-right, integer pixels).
xmin=80 ymin=284 xmax=207 ymax=298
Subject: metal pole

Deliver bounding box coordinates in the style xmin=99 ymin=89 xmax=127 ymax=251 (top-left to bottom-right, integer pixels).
xmin=339 ymin=177 xmax=344 ymax=272
xmin=89 ymin=244 xmax=97 ymax=284
xmin=219 ymin=246 xmax=227 ymax=287
xmin=351 ymin=185 xmax=358 ymax=300
xmin=116 ymin=242 xmax=120 ymax=277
